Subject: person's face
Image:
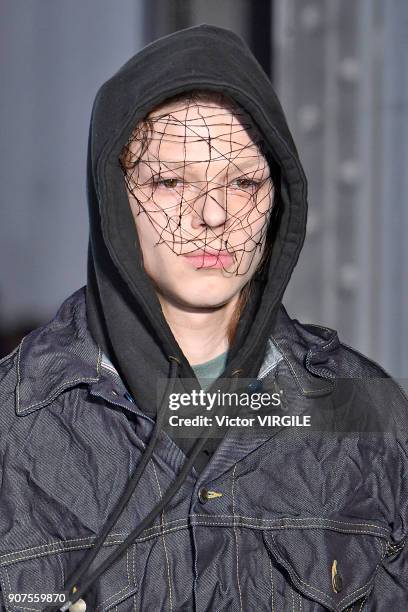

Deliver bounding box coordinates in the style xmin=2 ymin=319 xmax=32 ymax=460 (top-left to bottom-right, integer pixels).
xmin=124 ymin=98 xmax=274 ymax=310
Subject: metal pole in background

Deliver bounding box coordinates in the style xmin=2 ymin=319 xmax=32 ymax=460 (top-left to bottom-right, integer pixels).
xmin=380 ymin=0 xmax=408 ymax=378
xmin=273 ymin=0 xmax=408 ymax=378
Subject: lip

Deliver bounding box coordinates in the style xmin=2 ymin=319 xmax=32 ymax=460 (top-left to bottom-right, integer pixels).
xmin=183 ymin=250 xmax=234 ymax=269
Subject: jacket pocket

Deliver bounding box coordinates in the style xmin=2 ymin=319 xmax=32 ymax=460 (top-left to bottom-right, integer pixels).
xmin=0 ymin=541 xmax=140 ymax=612
xmin=262 ymin=521 xmax=389 ymax=612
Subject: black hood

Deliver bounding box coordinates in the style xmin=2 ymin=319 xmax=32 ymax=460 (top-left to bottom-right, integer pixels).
xmin=86 ymin=23 xmax=308 ymax=421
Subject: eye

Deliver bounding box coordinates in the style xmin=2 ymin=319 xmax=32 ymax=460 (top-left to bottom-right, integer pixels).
xmin=233 ymin=178 xmax=260 ymax=190
xmin=156 ymin=178 xmax=181 ymax=189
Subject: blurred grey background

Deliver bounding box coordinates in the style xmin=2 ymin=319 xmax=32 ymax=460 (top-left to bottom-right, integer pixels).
xmin=1 ymin=0 xmax=407 ymax=379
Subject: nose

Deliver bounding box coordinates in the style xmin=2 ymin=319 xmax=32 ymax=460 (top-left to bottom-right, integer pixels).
xmin=190 ymin=186 xmax=228 ymax=230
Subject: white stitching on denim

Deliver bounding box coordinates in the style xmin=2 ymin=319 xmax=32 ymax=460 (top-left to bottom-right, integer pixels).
xmin=386 ymin=539 xmax=406 ymax=555
xmin=16 ymin=336 xmax=24 ymax=412
xmin=0 ymin=521 xmax=190 ymax=565
xmin=335 ymin=539 xmax=387 ymax=608
xmin=16 ymin=342 xmax=102 ymax=413
xmin=312 ymin=330 xmax=338 ymax=354
xmin=95 ymin=549 xmax=132 ymax=610
xmin=132 ymin=544 xmax=138 ymax=612
xmin=56 ymin=553 xmax=65 ymax=590
xmin=190 ymin=515 xmax=388 ymax=532
xmin=289 ymin=583 xmax=295 ymax=612
xmin=267 ymin=538 xmax=333 ymax=607
xmin=269 ymin=335 xmax=332 ymax=395
xmin=0 ymin=529 xmax=190 ymax=567
xmin=319 ymin=538 xmax=387 ymax=608
xmin=133 ymin=543 xmax=140 ymax=612
xmin=4 ymin=566 xmax=15 ymax=611
xmin=357 ymin=597 xmax=367 ymax=612
xmin=0 ymin=536 xmax=108 ymax=564
xmin=0 ymin=525 xmax=386 ymax=610
xmin=151 ymin=460 xmax=173 ymax=612
xmin=132 ymin=544 xmax=136 ymax=587
xmin=0 ymin=514 xmax=388 ymax=566
xmin=0 ymin=517 xmax=390 ymax=568
xmin=387 ymin=542 xmax=404 ymax=552
xmin=232 ymin=465 xmax=243 ymax=612
xmin=189 ymin=521 xmax=389 ymax=537
xmin=358 ymin=594 xmax=368 ymax=611
xmin=190 ymin=516 xmax=390 ymax=540
xmin=0 ymin=518 xmax=389 ymax=568
xmin=193 ymin=516 xmax=199 ymax=612
xmin=266 ymin=532 xmax=387 ymax=609
xmin=3 ymin=566 xmax=40 ymax=611
xmin=127 ymin=546 xmax=131 ymax=588
xmin=268 ymin=554 xmax=275 ymax=612
xmin=0 ymin=535 xmax=108 ymax=561
xmin=269 ymin=530 xmax=355 ymax=605
xmin=190 ymin=518 xmax=391 ymax=543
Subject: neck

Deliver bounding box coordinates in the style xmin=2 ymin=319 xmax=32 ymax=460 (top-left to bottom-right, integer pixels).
xmin=158 ymin=294 xmax=238 ymax=365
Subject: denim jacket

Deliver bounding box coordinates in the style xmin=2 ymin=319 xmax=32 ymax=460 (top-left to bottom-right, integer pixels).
xmin=0 ymin=287 xmax=407 ymax=611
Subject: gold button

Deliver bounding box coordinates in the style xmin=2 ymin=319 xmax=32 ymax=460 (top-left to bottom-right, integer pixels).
xmin=198 ymin=487 xmax=223 ymax=503
xmin=68 ymin=599 xmax=86 ymax=612
xmin=198 ymin=487 xmax=210 ymax=503
xmin=331 ymin=559 xmax=343 ymax=593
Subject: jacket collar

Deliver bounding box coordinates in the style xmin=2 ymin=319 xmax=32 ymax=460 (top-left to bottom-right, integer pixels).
xmin=16 ymin=287 xmax=102 ymax=415
xmin=16 ymin=287 xmax=338 ymax=416
xmin=271 ymin=305 xmax=339 ymax=396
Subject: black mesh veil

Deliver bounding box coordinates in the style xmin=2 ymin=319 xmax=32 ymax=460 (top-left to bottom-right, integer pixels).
xmin=119 ymin=90 xmax=280 ymax=286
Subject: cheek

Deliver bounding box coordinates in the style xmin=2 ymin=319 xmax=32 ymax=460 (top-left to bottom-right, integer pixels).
xmin=236 ymin=250 xmax=261 ymax=279
xmin=131 ymin=201 xmax=180 ymax=255
xmin=131 ymin=214 xmax=158 ymax=274
xmin=245 ymin=204 xmax=270 ymax=234
xmin=132 ymin=199 xmax=160 ymax=243
xmin=133 ymin=219 xmax=179 ymax=283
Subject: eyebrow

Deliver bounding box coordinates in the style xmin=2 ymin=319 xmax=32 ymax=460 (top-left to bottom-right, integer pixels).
xmin=140 ymin=158 xmax=268 ymax=172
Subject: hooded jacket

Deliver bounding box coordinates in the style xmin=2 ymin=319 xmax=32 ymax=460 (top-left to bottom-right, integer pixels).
xmin=0 ymin=24 xmax=408 ymax=612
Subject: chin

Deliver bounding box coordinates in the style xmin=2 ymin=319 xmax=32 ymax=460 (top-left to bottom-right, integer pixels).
xmin=175 ymin=284 xmax=237 ymax=309
xmin=154 ymin=273 xmax=242 ymax=310
xmin=185 ymin=297 xmax=229 ymax=309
